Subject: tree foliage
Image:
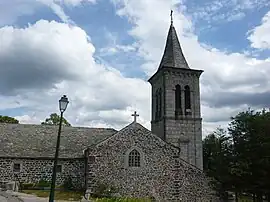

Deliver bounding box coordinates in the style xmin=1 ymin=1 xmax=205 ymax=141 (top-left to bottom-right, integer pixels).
xmin=0 ymin=115 xmax=19 ymax=124
xmin=203 ymin=109 xmax=270 ymax=201
xmin=203 ymin=128 xmax=234 ymax=199
xmin=41 ymin=113 xmax=71 ymax=126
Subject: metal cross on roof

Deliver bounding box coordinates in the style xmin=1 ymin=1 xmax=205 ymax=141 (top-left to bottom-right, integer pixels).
xmin=131 ymin=111 xmax=139 ymax=123
xmin=170 ymin=10 xmax=173 ymax=24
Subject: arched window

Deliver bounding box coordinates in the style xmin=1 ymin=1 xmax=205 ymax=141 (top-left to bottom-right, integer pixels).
xmin=175 ymin=85 xmax=182 ymax=116
xmin=155 ymin=90 xmax=159 ymax=120
xmin=159 ymin=89 xmax=162 ymax=118
xmin=184 ymin=85 xmax=191 ymax=115
xmin=128 ymin=149 xmax=140 ymax=167
xmin=155 ymin=88 xmax=162 ymax=120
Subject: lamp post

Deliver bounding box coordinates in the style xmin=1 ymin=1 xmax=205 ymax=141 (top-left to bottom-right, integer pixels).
xmin=49 ymin=95 xmax=69 ymax=202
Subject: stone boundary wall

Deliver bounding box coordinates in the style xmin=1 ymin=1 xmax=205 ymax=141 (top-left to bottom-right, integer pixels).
xmin=0 ymin=157 xmax=85 ymax=188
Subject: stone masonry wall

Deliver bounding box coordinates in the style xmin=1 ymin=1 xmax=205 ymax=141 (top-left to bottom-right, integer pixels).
xmin=0 ymin=158 xmax=85 ymax=188
xmin=163 ymin=69 xmax=203 ymax=170
xmin=149 ymin=68 xmax=203 ymax=170
xmin=86 ymin=123 xmax=219 ymax=201
xmin=150 ymin=72 xmax=165 ymax=140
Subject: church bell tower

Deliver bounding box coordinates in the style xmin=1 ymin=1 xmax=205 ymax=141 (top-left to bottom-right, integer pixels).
xmin=148 ymin=11 xmax=203 ymax=169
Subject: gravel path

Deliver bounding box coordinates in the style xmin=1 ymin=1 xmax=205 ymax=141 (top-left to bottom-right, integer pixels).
xmin=11 ymin=192 xmax=47 ymax=202
xmin=0 ymin=191 xmax=22 ymax=202
xmin=0 ymin=191 xmax=91 ymax=202
xmin=0 ymin=195 xmax=8 ymax=202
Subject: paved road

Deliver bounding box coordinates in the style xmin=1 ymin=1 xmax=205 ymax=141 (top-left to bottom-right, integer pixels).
xmin=0 ymin=195 xmax=7 ymax=202
xmin=14 ymin=193 xmax=47 ymax=202
xmin=0 ymin=191 xmax=86 ymax=202
xmin=0 ymin=191 xmax=21 ymax=202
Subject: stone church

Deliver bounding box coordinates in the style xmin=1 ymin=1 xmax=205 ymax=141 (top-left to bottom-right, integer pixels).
xmin=0 ymin=19 xmax=219 ymax=201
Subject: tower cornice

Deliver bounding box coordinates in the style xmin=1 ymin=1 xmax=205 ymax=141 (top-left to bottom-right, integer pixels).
xmin=148 ymin=66 xmax=203 ymax=84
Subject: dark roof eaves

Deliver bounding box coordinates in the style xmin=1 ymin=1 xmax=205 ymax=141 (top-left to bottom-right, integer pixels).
xmin=0 ymin=123 xmax=117 ymax=131
xmin=162 ymin=66 xmax=204 ymax=74
xmin=148 ymin=66 xmax=203 ymax=83
xmin=0 ymin=156 xmax=85 ymax=160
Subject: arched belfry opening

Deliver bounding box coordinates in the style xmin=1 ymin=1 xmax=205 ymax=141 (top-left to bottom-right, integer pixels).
xmin=175 ymin=84 xmax=182 ymax=116
xmin=155 ymin=88 xmax=162 ymax=120
xmin=184 ymin=85 xmax=191 ymax=115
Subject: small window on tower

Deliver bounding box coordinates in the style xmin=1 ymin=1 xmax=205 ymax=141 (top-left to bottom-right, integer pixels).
xmin=175 ymin=84 xmax=182 ymax=116
xmin=155 ymin=88 xmax=162 ymax=120
xmin=155 ymin=90 xmax=159 ymax=120
xmin=159 ymin=89 xmax=162 ymax=118
xmin=184 ymin=85 xmax=191 ymax=115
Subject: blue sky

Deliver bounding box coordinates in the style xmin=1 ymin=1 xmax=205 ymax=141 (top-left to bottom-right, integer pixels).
xmin=0 ymin=0 xmax=270 ymax=134
xmin=13 ymin=0 xmax=270 ymax=58
xmin=7 ymin=0 xmax=270 ymax=69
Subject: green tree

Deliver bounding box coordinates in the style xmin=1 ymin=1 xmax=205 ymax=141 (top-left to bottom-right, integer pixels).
xmin=41 ymin=113 xmax=71 ymax=126
xmin=204 ymin=109 xmax=270 ymax=201
xmin=0 ymin=115 xmax=19 ymax=124
xmin=228 ymin=109 xmax=270 ymax=201
xmin=203 ymin=128 xmax=234 ymax=200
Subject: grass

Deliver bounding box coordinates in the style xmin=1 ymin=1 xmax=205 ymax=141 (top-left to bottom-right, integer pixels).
xmin=21 ymin=190 xmax=83 ymax=201
xmin=91 ymin=198 xmax=152 ymax=202
xmin=239 ymin=196 xmax=253 ymax=202
xmin=21 ymin=190 xmax=151 ymax=201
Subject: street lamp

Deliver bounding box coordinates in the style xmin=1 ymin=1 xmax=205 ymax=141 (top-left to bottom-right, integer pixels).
xmin=49 ymin=95 xmax=69 ymax=202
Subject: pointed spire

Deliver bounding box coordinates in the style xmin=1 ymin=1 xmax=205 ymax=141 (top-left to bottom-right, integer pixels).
xmin=158 ymin=10 xmax=189 ymax=69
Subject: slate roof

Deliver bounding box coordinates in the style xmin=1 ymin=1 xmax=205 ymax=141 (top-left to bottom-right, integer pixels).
xmin=0 ymin=123 xmax=117 ymax=158
xmin=96 ymin=121 xmax=180 ymax=151
xmin=158 ymin=23 xmax=189 ymax=69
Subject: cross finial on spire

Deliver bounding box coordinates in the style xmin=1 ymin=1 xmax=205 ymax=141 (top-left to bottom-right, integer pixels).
xmin=131 ymin=111 xmax=139 ymax=123
xmin=170 ymin=10 xmax=173 ymax=25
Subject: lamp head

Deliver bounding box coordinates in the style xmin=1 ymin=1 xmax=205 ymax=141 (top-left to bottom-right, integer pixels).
xmin=59 ymin=95 xmax=69 ymax=112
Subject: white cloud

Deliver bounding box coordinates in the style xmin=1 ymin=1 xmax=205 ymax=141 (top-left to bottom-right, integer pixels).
xmin=188 ymin=0 xmax=270 ymax=25
xmin=248 ymin=10 xmax=270 ymax=50
xmin=99 ymin=31 xmax=138 ymax=55
xmin=41 ymin=0 xmax=72 ymax=24
xmin=0 ymin=0 xmax=97 ymax=26
xmin=1 ymin=0 xmax=270 ymax=137
xmin=56 ymin=0 xmax=96 ymax=6
xmin=0 ymin=20 xmax=150 ymax=130
xmin=31 ymin=0 xmax=97 ymax=24
xmin=111 ymin=0 xmax=270 ymax=135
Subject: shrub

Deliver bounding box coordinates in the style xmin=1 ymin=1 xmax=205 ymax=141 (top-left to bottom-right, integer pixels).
xmin=92 ymin=183 xmax=118 ymax=198
xmin=21 ymin=183 xmax=34 ymax=190
xmin=36 ymin=179 xmax=51 ymax=188
xmin=63 ymin=176 xmax=74 ymax=191
xmin=93 ymin=198 xmax=152 ymax=202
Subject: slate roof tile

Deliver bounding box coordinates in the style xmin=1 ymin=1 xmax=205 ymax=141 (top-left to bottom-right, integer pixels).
xmin=158 ymin=24 xmax=189 ymax=69
xmin=0 ymin=123 xmax=117 ymax=158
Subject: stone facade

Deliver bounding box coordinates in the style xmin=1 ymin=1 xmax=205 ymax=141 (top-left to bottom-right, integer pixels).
xmin=0 ymin=157 xmax=85 ymax=188
xmin=86 ymin=122 xmax=218 ymax=201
